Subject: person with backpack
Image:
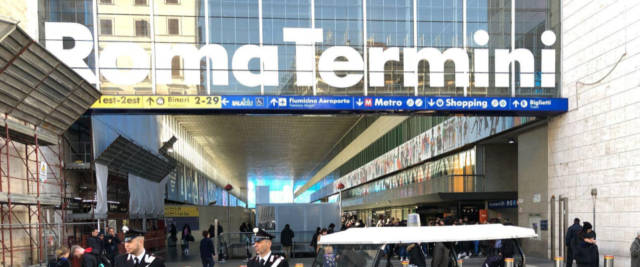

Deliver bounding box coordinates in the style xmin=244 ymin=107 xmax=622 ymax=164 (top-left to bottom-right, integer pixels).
xmin=566 ymin=218 xmax=582 ymax=267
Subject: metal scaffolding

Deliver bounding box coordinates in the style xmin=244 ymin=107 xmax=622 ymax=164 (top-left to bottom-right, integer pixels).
xmin=0 ymin=17 xmax=100 ymax=266
xmin=0 ymin=115 xmax=66 ymax=266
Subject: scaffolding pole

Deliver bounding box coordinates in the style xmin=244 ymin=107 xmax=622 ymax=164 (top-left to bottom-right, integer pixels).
xmin=0 ymin=114 xmax=66 ymax=266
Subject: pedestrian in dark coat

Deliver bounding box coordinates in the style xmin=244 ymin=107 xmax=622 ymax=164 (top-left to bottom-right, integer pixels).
xmin=87 ymin=229 xmax=104 ymax=256
xmin=169 ymin=223 xmax=177 ymax=242
xmin=310 ymin=227 xmax=321 ymax=255
xmin=566 ymin=218 xmax=582 ymax=267
xmin=105 ymin=227 xmax=120 ymax=264
xmin=630 ymin=231 xmax=640 ymax=267
xmin=408 ymin=243 xmax=427 ymax=267
xmin=200 ymin=231 xmax=215 ymax=267
xmin=575 ymin=222 xmax=598 ymax=267
xmin=280 ymin=224 xmax=295 ymax=259
xmin=431 ymin=242 xmax=450 ymax=267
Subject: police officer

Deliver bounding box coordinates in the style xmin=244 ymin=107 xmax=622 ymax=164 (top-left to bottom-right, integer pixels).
xmin=114 ymin=226 xmax=165 ymax=267
xmin=248 ymin=228 xmax=289 ymax=267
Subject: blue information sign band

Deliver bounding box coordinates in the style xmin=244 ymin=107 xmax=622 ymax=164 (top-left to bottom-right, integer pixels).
xmin=92 ymin=95 xmax=568 ymax=115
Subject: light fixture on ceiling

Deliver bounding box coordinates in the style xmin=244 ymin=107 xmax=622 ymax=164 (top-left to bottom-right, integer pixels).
xmin=508 ymin=138 xmax=516 ymax=144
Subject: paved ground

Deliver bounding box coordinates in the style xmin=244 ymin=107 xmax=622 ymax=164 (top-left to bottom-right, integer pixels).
xmin=163 ymin=245 xmax=555 ymax=267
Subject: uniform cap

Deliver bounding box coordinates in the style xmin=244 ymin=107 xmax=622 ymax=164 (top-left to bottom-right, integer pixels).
xmin=252 ymin=227 xmax=274 ymax=242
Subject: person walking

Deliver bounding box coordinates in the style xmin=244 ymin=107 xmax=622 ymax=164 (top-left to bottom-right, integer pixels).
xmin=574 ymin=222 xmax=598 ymax=267
xmin=200 ymin=230 xmax=215 ymax=267
xmin=566 ymin=218 xmax=582 ymax=267
xmin=181 ymin=224 xmax=193 ymax=256
xmin=240 ymin=222 xmax=252 ymax=261
xmin=310 ymin=227 xmax=321 ymax=256
xmin=280 ymin=224 xmax=295 ymax=259
xmin=630 ymin=231 xmax=640 ymax=267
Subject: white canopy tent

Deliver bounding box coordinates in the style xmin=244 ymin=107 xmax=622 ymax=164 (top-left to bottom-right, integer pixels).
xmin=318 ymin=224 xmax=537 ymax=245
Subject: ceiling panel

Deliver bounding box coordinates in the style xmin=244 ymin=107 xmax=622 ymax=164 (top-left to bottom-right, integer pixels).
xmin=173 ymin=115 xmax=363 ymax=186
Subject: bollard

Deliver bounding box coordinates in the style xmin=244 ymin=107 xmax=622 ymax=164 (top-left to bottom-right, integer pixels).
xmin=554 ymin=257 xmax=564 ymax=267
xmin=504 ymin=258 xmax=514 ymax=267
xmin=457 ymin=259 xmax=464 ymax=267
xmin=604 ymin=255 xmax=614 ymax=267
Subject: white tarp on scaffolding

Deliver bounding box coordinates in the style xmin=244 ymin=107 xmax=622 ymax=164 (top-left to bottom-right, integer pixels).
xmin=95 ymin=163 xmax=108 ymax=218
xmin=128 ymin=173 xmax=168 ymax=219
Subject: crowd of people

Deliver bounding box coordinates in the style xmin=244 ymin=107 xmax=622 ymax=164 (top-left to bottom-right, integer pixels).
xmin=49 ymin=216 xmax=640 ymax=267
xmin=329 ymin=214 xmax=517 ymax=267
xmin=52 ymin=226 xmax=165 ymax=267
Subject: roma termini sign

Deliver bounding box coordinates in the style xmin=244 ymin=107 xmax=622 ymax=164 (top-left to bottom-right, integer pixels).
xmin=46 ymin=23 xmax=558 ymax=90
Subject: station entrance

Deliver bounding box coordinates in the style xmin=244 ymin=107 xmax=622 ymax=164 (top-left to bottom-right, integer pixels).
xmin=0 ymin=7 xmax=566 ymax=266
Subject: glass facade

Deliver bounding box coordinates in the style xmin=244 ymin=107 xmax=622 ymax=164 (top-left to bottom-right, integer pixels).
xmin=39 ymin=0 xmax=561 ymax=97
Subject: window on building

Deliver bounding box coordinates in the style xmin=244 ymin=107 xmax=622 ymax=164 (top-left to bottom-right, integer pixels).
xmin=165 ymin=0 xmax=179 ymax=4
xmin=168 ymin=18 xmax=180 ymax=35
xmin=100 ymin=0 xmax=113 ymax=4
xmin=135 ymin=20 xmax=149 ymax=37
xmin=135 ymin=0 xmax=147 ymax=5
xmin=100 ymin=19 xmax=113 ymax=35
xmin=171 ymin=57 xmax=182 ymax=78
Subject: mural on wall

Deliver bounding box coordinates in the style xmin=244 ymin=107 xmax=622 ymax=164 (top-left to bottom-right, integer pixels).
xmin=324 ymin=116 xmax=532 ymax=196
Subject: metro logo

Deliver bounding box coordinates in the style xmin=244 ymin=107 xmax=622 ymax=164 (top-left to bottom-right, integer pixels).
xmin=364 ymin=98 xmax=373 ymax=107
xmin=45 ymin=23 xmax=557 ymax=92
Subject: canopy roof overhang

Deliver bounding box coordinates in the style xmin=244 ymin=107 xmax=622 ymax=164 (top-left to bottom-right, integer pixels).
xmin=95 ymin=136 xmax=175 ymax=182
xmin=0 ymin=17 xmax=100 ymax=139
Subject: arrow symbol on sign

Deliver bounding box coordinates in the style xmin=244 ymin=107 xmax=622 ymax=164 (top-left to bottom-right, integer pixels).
xmin=356 ymin=99 xmax=364 ymax=106
xmin=428 ymin=99 xmax=435 ymax=106
xmin=222 ymin=98 xmax=229 ymax=106
xmin=270 ymin=98 xmax=278 ymax=107
xmin=513 ymin=100 xmax=519 ymax=107
xmin=147 ymin=97 xmax=154 ymax=106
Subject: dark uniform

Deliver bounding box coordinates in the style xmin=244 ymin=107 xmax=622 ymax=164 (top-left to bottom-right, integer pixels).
xmin=247 ymin=228 xmax=289 ymax=267
xmin=113 ymin=228 xmax=166 ymax=267
xmin=248 ymin=253 xmax=289 ymax=267
xmin=113 ymin=252 xmax=165 ymax=267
